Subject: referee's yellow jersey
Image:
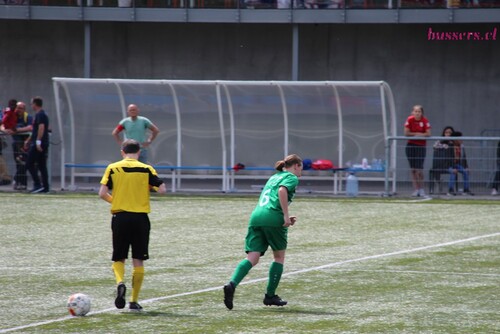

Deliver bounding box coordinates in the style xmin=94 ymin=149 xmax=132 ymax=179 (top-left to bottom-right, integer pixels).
xmin=100 ymin=158 xmax=163 ymax=214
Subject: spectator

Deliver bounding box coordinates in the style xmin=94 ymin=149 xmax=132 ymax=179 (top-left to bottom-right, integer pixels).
xmin=7 ymin=102 xmax=33 ymax=190
xmin=0 ymin=136 xmax=12 ymax=186
xmin=223 ymin=154 xmax=302 ymax=310
xmin=1 ymin=99 xmax=18 ymax=131
xmin=447 ymin=131 xmax=473 ymax=196
xmin=112 ymin=104 xmax=159 ymax=164
xmin=25 ymin=96 xmax=50 ymax=193
xmin=491 ymin=141 xmax=500 ymax=196
xmin=429 ymin=126 xmax=454 ymax=194
xmin=98 ymin=139 xmax=167 ymax=312
xmin=0 ymin=99 xmax=17 ymax=186
xmin=304 ymin=0 xmax=342 ymax=8
xmin=0 ymin=142 xmax=11 ymax=186
xmin=404 ymin=104 xmax=431 ymax=197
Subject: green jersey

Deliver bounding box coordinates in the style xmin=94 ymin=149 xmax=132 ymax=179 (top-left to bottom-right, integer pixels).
xmin=249 ymin=171 xmax=299 ymax=227
xmin=119 ymin=116 xmax=152 ymax=144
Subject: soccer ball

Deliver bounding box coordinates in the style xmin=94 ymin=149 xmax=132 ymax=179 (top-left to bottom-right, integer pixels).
xmin=67 ymin=293 xmax=91 ymax=316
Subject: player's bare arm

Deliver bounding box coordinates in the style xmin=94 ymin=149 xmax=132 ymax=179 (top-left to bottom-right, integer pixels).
xmin=36 ymin=123 xmax=45 ymax=152
xmin=98 ymin=184 xmax=113 ymax=203
xmin=112 ymin=125 xmax=124 ymax=145
xmin=156 ymin=183 xmax=167 ymax=194
xmin=143 ymin=124 xmax=159 ymax=148
xmin=279 ymin=186 xmax=293 ymax=227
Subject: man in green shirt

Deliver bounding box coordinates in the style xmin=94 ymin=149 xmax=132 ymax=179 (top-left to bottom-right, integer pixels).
xmin=112 ymin=104 xmax=159 ymax=164
xmin=223 ymin=154 xmax=303 ymax=310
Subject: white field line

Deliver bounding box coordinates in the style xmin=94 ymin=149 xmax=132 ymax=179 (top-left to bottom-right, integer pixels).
xmin=332 ymin=269 xmax=500 ymax=278
xmin=406 ymin=197 xmax=433 ymax=203
xmin=1 ymin=232 xmax=499 ymax=333
xmin=281 ymin=232 xmax=500 ymax=277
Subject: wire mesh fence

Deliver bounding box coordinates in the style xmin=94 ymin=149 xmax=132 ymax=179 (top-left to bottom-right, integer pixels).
xmin=387 ymin=136 xmax=500 ymax=197
xmin=2 ymin=131 xmax=499 ymax=197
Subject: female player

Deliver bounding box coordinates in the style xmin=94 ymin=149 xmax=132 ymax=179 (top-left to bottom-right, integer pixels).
xmin=223 ymin=154 xmax=303 ymax=310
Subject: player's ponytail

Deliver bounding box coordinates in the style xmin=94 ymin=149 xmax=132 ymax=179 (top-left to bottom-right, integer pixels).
xmin=275 ymin=160 xmax=286 ymax=171
xmin=275 ymin=154 xmax=302 ymax=171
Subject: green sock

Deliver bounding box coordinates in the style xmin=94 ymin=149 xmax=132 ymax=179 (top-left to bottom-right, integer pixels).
xmin=230 ymin=259 xmax=253 ymax=287
xmin=266 ymin=262 xmax=284 ymax=296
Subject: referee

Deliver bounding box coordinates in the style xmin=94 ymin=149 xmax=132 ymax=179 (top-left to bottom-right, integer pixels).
xmin=99 ymin=139 xmax=166 ymax=311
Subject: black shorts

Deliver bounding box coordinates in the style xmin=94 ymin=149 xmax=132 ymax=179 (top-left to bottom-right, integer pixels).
xmin=406 ymin=143 xmax=427 ymax=170
xmin=111 ymin=212 xmax=151 ymax=261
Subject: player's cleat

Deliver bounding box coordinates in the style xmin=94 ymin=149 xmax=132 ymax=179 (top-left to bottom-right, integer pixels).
xmin=129 ymin=302 xmax=143 ymax=312
xmin=115 ymin=282 xmax=126 ymax=309
xmin=223 ymin=282 xmax=235 ymax=310
xmin=14 ymin=182 xmax=27 ymax=191
xmin=263 ymin=294 xmax=287 ymax=306
xmin=30 ymin=187 xmax=46 ymax=194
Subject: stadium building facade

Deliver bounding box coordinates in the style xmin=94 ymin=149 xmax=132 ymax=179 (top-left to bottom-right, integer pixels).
xmin=0 ymin=3 xmax=499 ymax=188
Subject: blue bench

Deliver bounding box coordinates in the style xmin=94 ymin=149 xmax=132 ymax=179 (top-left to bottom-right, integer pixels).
xmin=64 ymin=163 xmax=233 ymax=192
xmin=63 ymin=163 xmax=389 ymax=194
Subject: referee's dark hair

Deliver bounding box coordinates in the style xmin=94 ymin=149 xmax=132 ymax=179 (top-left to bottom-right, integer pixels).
xmin=31 ymin=96 xmax=43 ymax=107
xmin=121 ymin=139 xmax=141 ymax=154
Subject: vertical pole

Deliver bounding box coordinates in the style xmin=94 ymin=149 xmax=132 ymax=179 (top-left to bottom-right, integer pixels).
xmin=384 ymin=137 xmax=390 ymax=196
xmin=84 ymin=22 xmax=91 ymax=78
xmin=292 ymin=24 xmax=299 ymax=81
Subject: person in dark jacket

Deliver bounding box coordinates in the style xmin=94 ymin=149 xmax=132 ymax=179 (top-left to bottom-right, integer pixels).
xmin=447 ymin=131 xmax=473 ymax=196
xmin=429 ymin=126 xmax=455 ymax=194
xmin=491 ymin=141 xmax=500 ymax=196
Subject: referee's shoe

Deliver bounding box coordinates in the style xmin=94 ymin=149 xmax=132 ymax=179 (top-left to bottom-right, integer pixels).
xmin=129 ymin=302 xmax=143 ymax=312
xmin=115 ymin=282 xmax=126 ymax=309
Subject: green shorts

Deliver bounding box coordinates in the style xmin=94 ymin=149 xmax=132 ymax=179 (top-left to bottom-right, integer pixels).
xmin=245 ymin=226 xmax=288 ymax=256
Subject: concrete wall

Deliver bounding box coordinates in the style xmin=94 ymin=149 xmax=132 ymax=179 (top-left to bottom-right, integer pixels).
xmin=1 ymin=20 xmax=499 ymax=137
xmin=299 ymin=23 xmax=500 ymax=136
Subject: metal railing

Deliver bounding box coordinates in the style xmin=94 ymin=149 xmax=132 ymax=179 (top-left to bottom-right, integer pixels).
xmin=385 ymin=136 xmax=500 ymax=197
xmin=2 ymin=0 xmax=500 ymax=9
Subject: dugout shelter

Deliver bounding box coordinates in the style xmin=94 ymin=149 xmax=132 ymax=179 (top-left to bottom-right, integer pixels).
xmin=52 ymin=78 xmax=397 ymax=193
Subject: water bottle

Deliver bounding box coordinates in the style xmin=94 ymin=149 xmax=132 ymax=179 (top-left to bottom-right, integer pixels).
xmin=346 ymin=173 xmax=358 ymax=197
xmin=361 ymin=158 xmax=368 ymax=169
xmin=372 ymin=159 xmax=382 ymax=170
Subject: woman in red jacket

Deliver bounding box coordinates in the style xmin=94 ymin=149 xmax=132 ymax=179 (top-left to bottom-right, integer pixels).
xmin=404 ymin=105 xmax=431 ymax=197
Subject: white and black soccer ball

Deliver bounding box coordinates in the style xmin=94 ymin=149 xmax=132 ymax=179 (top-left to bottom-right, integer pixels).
xmin=67 ymin=293 xmax=91 ymax=316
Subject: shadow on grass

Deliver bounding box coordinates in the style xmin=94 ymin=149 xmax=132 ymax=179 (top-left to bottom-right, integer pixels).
xmin=253 ymin=307 xmax=342 ymax=316
xmin=118 ymin=311 xmax=198 ymax=318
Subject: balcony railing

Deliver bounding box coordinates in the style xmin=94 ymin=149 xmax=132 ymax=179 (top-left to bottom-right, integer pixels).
xmin=2 ymin=0 xmax=500 ymax=9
